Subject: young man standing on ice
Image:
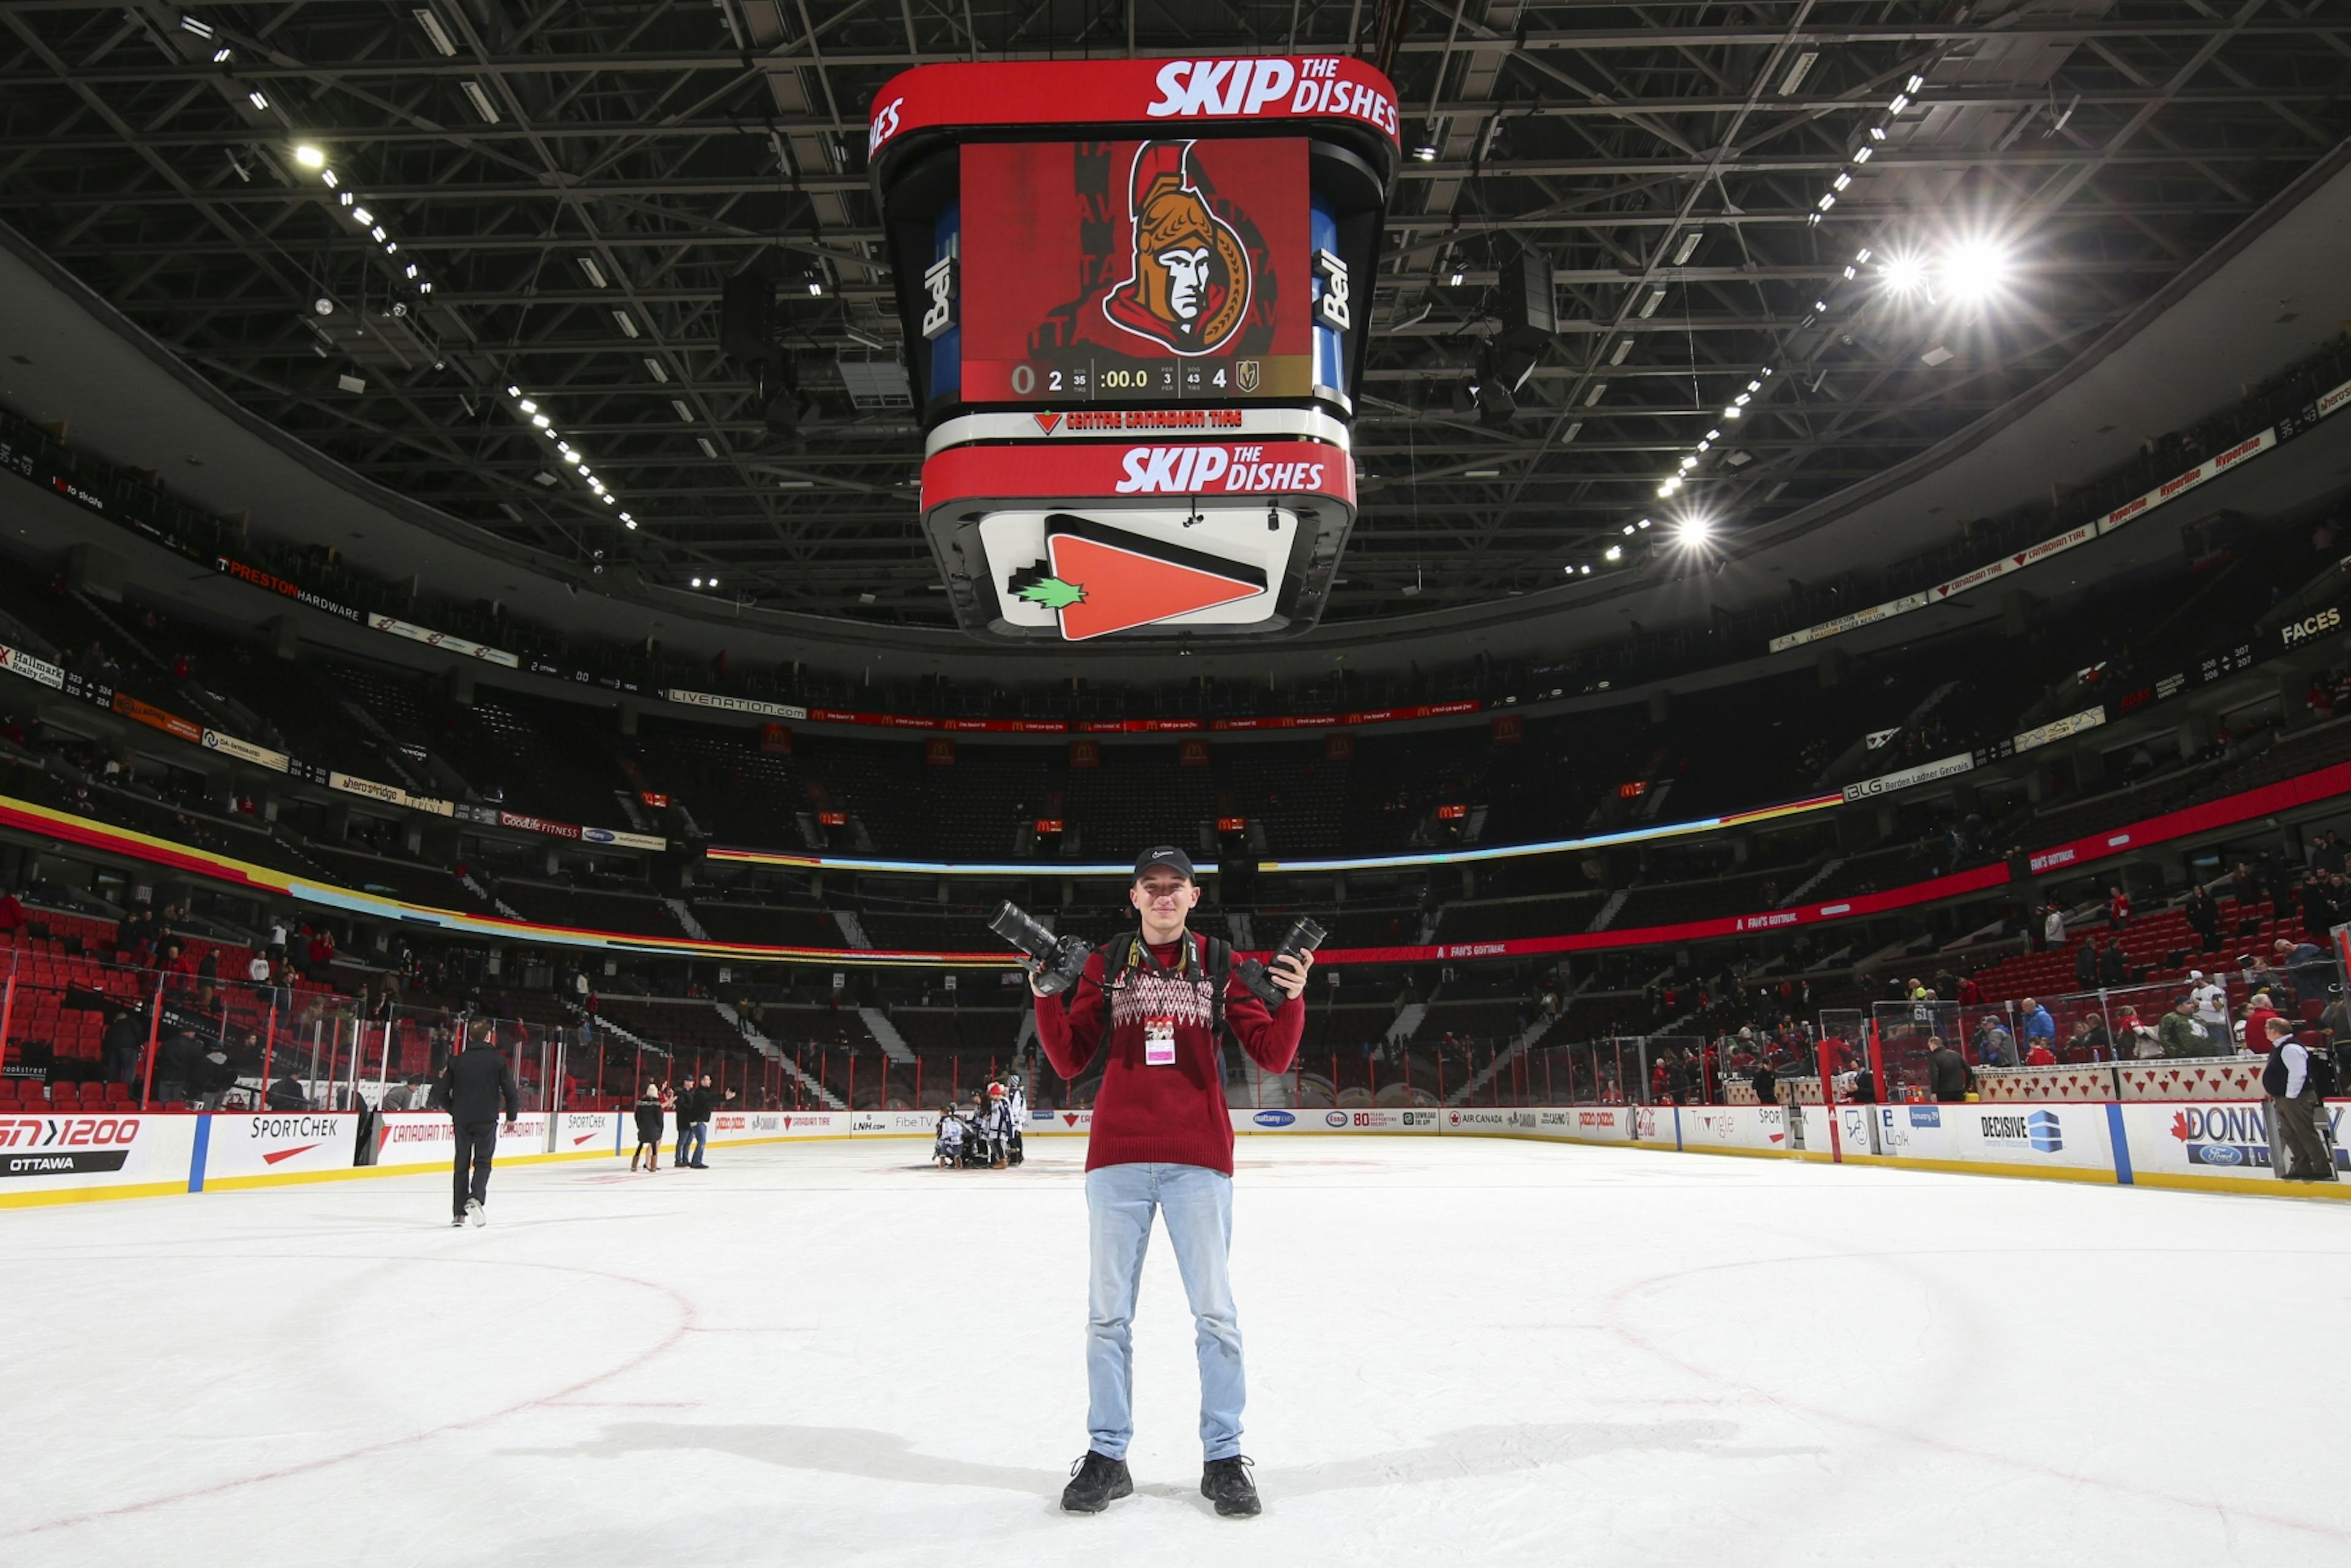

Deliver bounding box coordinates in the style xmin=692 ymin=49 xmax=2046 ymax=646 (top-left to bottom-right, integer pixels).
xmin=1033 ymin=847 xmax=1311 ymax=1519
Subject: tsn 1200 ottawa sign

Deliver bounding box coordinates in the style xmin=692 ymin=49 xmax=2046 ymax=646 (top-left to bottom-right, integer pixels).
xmin=869 ymin=56 xmax=1397 ymax=643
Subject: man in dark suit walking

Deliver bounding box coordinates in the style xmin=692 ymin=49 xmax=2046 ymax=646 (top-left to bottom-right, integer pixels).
xmin=433 ymin=1019 xmax=519 ymax=1227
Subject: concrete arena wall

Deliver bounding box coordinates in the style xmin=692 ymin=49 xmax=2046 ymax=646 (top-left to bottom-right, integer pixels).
xmin=3 ymin=1100 xmax=2345 ymax=1209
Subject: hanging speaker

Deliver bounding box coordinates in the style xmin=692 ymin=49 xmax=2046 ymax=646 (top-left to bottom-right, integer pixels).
xmin=1497 ymin=246 xmax=1554 ymax=351
xmin=721 ymin=266 xmax=777 ymax=364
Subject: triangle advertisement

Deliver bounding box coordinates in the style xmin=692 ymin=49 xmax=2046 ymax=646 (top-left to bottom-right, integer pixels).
xmin=1007 ymin=516 xmax=1268 ymax=641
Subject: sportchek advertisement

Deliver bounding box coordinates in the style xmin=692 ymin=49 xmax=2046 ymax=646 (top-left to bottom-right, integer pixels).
xmin=555 ymin=1111 xmax=623 ymax=1156
xmin=198 ymin=1113 xmax=361 ymax=1183
xmin=0 ymin=1110 xmax=197 ymax=1198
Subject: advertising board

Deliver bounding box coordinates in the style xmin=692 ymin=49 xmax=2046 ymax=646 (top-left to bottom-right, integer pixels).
xmin=2121 ymin=1099 xmax=2347 ymax=1187
xmin=0 ymin=1110 xmax=197 ymax=1203
xmin=1237 ymin=1106 xmax=1440 ymax=1133
xmin=1868 ymin=1102 xmax=2113 ymax=1174
xmin=197 ymin=1112 xmax=362 ymax=1185
xmin=369 ymin=1111 xmax=553 ymax=1171
xmin=1678 ymin=1104 xmax=1796 ymax=1153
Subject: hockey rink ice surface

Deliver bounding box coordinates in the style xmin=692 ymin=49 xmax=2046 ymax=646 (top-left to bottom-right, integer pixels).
xmin=5 ymin=1137 xmax=2347 ymax=1567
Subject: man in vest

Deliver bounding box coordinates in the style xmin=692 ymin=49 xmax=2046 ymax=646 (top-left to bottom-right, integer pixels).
xmin=2263 ymin=1017 xmax=2338 ymax=1181
xmin=1034 ymin=846 xmax=1311 ymax=1518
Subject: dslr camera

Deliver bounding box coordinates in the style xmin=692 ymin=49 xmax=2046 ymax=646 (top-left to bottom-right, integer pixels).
xmin=989 ymin=901 xmax=1092 ymax=995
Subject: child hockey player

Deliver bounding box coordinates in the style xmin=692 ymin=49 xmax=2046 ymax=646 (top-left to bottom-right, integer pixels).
xmin=933 ymin=1106 xmax=966 ymax=1169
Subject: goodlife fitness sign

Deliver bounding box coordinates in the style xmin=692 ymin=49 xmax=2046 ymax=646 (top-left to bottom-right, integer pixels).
xmin=868 ymin=56 xmax=1401 ymax=160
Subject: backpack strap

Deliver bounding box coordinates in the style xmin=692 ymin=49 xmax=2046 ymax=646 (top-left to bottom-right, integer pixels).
xmin=1205 ymin=935 xmax=1232 ymax=1040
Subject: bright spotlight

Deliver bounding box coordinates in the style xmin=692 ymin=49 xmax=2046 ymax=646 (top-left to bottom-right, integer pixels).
xmin=1944 ymin=239 xmax=2010 ymax=301
xmin=1881 ymin=254 xmax=1929 ymax=296
xmin=293 ymin=144 xmax=325 ymax=170
xmin=1679 ymin=517 xmax=1711 ymax=546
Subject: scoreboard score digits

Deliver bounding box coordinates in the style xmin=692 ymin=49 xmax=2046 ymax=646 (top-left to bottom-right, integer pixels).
xmin=958 ymin=138 xmax=1313 ymax=405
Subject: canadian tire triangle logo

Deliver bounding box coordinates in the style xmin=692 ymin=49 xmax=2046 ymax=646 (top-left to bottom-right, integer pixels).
xmin=1033 ymin=412 xmax=1063 ymax=434
xmin=1007 ymin=516 xmax=1266 ymax=641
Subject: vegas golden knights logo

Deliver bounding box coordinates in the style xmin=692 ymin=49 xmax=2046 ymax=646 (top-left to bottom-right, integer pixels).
xmin=1235 ymin=359 xmax=1261 ymax=392
xmin=1102 ymin=141 xmax=1251 ymax=357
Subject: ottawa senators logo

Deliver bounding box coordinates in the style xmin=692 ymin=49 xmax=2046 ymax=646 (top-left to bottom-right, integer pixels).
xmin=1101 ymin=141 xmax=1251 ymax=356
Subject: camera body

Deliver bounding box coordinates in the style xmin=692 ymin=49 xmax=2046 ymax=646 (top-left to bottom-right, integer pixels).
xmin=988 ymin=901 xmax=1093 ymax=995
xmin=1232 ymin=917 xmax=1328 ymax=1007
xmin=993 ymin=903 xmax=1325 ymax=1006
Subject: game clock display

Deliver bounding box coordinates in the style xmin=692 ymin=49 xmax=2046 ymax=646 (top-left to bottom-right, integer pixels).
xmin=958 ymin=137 xmax=1313 ymax=405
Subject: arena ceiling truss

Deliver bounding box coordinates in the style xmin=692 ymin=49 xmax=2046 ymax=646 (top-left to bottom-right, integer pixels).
xmin=2 ymin=0 xmax=2345 ymax=625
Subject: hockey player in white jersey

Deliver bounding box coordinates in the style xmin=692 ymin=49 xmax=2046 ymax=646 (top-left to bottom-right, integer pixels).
xmin=984 ymin=1082 xmax=1017 ymax=1169
xmin=933 ymin=1108 xmax=966 ymax=1169
xmin=1001 ymin=1071 xmax=1029 ymax=1166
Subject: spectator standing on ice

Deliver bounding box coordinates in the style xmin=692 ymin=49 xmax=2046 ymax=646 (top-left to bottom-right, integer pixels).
xmin=688 ymin=1074 xmax=716 ymax=1168
xmin=1033 ymin=846 xmax=1310 ymax=1519
xmin=2263 ymin=1018 xmax=2336 ymax=1180
xmin=631 ymin=1083 xmax=664 ymax=1172
xmin=1927 ymin=1036 xmax=1973 ymax=1103
xmin=433 ymin=1019 xmax=518 ymax=1227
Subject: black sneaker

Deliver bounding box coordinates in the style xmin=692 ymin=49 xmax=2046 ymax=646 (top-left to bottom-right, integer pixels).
xmin=1060 ymin=1450 xmax=1131 ymax=1514
xmin=1201 ymin=1455 xmax=1260 ymax=1517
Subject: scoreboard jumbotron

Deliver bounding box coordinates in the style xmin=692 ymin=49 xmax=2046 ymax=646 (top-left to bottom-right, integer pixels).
xmin=869 ymin=56 xmax=1397 ymax=644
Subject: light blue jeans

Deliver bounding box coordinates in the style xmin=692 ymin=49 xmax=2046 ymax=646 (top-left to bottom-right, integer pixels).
xmin=1084 ymin=1161 xmax=1243 ymax=1463
xmin=679 ymin=1121 xmax=707 ymax=1164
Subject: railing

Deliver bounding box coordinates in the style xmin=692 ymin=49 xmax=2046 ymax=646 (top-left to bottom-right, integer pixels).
xmin=0 ymin=926 xmax=797 ymax=1114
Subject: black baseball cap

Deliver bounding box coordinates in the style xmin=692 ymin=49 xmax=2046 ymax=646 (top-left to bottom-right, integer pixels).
xmin=1134 ymin=846 xmax=1195 ymax=882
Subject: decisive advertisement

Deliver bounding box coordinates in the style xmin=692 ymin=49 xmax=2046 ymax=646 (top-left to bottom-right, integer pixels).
xmin=959 ymin=138 xmax=1311 ymax=405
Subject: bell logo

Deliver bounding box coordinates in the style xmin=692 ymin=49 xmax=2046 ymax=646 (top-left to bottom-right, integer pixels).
xmin=1008 ymin=516 xmax=1265 ymax=641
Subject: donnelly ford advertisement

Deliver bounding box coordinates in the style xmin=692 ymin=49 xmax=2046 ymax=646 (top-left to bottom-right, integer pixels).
xmin=2125 ymin=1100 xmax=2348 ymax=1184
